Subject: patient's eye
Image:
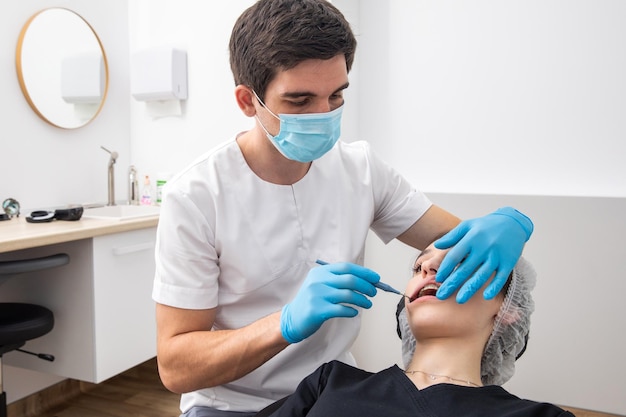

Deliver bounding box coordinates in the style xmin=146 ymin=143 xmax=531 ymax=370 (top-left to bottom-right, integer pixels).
xmin=412 ymin=264 xmax=422 ymax=274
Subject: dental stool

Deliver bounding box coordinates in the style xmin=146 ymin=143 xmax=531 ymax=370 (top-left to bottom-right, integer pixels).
xmin=0 ymin=253 xmax=69 ymax=417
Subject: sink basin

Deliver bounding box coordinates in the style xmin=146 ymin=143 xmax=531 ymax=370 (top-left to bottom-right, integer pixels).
xmin=82 ymin=205 xmax=160 ymax=221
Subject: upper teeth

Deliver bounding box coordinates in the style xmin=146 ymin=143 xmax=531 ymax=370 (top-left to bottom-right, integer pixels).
xmin=417 ymin=283 xmax=440 ymax=298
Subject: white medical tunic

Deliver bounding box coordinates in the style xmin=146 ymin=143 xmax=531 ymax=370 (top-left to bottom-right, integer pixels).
xmin=152 ymin=138 xmax=432 ymax=412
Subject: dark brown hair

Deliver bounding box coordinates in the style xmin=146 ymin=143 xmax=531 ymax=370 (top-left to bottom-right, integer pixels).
xmin=229 ymin=0 xmax=357 ymax=101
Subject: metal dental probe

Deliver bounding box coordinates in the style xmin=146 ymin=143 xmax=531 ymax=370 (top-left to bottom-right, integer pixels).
xmin=315 ymin=259 xmax=411 ymax=299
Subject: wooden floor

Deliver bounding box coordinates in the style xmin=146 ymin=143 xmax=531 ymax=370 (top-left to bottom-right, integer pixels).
xmin=564 ymin=407 xmax=625 ymax=417
xmin=14 ymin=358 xmax=181 ymax=417
xmin=8 ymin=358 xmax=621 ymax=417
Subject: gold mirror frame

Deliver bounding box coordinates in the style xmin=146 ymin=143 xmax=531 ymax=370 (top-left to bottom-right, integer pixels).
xmin=16 ymin=8 xmax=109 ymax=129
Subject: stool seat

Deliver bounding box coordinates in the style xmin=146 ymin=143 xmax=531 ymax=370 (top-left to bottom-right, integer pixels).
xmin=0 ymin=303 xmax=54 ymax=350
xmin=0 ymin=254 xmax=65 ymax=417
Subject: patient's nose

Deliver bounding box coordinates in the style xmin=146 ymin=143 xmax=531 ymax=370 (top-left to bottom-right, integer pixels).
xmin=421 ymin=258 xmax=439 ymax=278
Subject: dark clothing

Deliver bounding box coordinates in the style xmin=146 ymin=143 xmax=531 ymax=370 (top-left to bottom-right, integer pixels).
xmin=256 ymin=361 xmax=575 ymax=417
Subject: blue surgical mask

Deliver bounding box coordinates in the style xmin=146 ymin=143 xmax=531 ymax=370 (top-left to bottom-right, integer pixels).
xmin=253 ymin=91 xmax=342 ymax=163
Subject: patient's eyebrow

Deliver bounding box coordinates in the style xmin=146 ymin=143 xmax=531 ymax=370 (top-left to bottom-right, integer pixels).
xmin=414 ymin=248 xmax=433 ymax=264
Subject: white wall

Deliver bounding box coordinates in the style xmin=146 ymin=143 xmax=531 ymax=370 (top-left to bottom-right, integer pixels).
xmin=358 ymin=0 xmax=626 ymax=198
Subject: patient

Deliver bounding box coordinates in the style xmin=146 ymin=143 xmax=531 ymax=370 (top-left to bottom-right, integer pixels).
xmin=256 ymin=245 xmax=575 ymax=416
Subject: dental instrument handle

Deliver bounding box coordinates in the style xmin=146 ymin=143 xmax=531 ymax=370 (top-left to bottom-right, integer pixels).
xmin=373 ymin=280 xmax=402 ymax=295
xmin=315 ymin=259 xmax=407 ymax=297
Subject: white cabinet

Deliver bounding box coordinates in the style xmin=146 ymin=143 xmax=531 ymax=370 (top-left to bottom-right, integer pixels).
xmin=0 ymin=227 xmax=157 ymax=383
xmin=92 ymin=229 xmax=157 ymax=381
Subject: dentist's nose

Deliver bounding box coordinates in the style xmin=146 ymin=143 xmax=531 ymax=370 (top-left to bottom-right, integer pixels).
xmin=313 ymin=102 xmax=332 ymax=113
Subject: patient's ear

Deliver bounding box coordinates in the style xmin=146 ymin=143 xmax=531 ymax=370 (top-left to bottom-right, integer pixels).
xmin=497 ymin=306 xmax=521 ymax=325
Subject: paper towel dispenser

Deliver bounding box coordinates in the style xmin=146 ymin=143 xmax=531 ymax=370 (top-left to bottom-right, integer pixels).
xmin=131 ymin=47 xmax=188 ymax=101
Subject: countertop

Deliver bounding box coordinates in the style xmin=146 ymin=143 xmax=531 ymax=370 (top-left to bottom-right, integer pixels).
xmin=0 ymin=215 xmax=159 ymax=253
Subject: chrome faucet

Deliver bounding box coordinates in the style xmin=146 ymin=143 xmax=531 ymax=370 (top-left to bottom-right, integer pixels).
xmin=101 ymin=146 xmax=118 ymax=206
xmin=128 ymin=165 xmax=139 ymax=205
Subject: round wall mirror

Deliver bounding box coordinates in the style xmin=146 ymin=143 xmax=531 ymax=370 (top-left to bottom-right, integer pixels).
xmin=16 ymin=8 xmax=109 ymax=129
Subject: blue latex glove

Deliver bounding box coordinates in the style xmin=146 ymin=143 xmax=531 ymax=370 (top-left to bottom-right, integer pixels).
xmin=434 ymin=207 xmax=534 ymax=303
xmin=280 ymin=262 xmax=379 ymax=344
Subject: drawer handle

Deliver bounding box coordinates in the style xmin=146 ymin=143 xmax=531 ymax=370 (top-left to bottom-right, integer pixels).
xmin=112 ymin=241 xmax=155 ymax=256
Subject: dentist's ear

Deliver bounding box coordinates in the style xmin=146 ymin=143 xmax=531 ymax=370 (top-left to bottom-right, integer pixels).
xmin=235 ymin=86 xmax=257 ymax=117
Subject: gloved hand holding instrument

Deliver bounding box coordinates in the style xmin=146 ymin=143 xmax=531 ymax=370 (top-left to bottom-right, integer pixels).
xmin=280 ymin=262 xmax=380 ymax=344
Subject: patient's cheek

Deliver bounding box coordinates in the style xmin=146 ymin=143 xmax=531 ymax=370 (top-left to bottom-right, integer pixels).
xmin=405 ymin=277 xmax=419 ymax=294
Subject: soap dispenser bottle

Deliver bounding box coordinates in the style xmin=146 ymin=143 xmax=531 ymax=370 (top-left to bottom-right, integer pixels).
xmin=128 ymin=165 xmax=139 ymax=205
xmin=140 ymin=175 xmax=153 ymax=206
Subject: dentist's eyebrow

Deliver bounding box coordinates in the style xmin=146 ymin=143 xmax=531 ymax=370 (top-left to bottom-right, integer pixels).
xmin=332 ymin=82 xmax=350 ymax=94
xmin=281 ymin=82 xmax=350 ymax=99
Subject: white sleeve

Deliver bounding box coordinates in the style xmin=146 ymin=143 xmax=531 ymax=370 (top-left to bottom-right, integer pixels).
xmin=152 ymin=185 xmax=220 ymax=309
xmin=364 ymin=142 xmax=432 ymax=244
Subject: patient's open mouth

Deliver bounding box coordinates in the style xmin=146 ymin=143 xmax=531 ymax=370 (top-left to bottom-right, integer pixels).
xmin=410 ymin=283 xmax=440 ymax=302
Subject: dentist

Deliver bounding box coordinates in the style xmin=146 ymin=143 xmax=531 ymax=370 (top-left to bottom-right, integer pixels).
xmin=152 ymin=1 xmax=533 ymax=416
